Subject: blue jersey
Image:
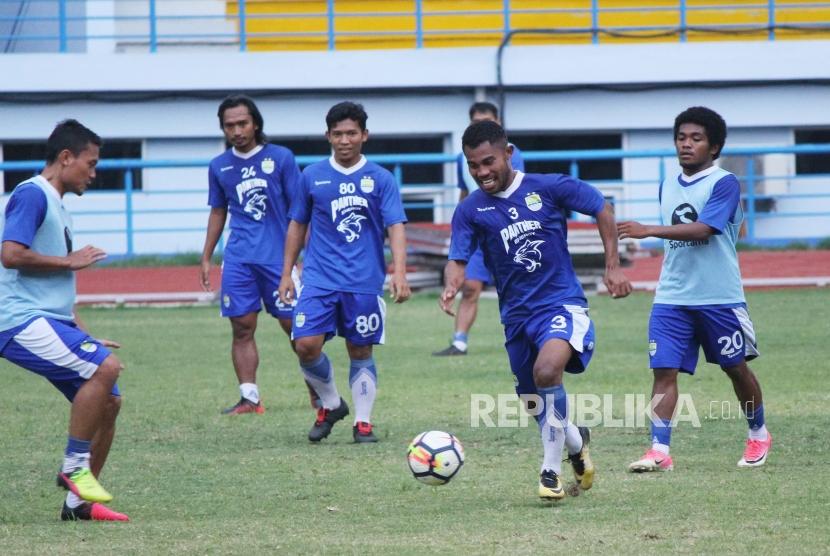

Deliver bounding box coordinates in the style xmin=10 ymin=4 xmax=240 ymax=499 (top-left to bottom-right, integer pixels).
xmin=449 ymin=171 xmax=605 ymax=324
xmin=0 ymin=176 xmax=75 ymax=339
xmin=655 ymin=166 xmax=745 ymax=305
xmin=457 ymin=144 xmax=525 ymax=193
xmin=208 ymin=143 xmax=301 ymax=266
xmin=290 ymin=156 xmax=407 ymax=295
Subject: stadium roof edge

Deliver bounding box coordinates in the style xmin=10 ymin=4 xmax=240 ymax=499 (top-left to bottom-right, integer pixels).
xmin=1 ymin=40 xmax=828 ymax=95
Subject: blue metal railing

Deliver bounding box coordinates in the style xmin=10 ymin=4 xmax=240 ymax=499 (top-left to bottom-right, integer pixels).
xmin=2 ymin=0 xmax=830 ymax=53
xmin=1 ymin=144 xmax=829 ymax=255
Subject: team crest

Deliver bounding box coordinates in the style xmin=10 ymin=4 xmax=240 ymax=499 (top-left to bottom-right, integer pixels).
xmin=649 ymin=340 xmax=657 ymax=356
xmin=79 ymin=342 xmax=97 ymax=353
xmin=223 ymin=294 xmax=231 ymax=308
xmin=360 ymin=176 xmax=375 ymax=193
xmin=295 ymin=312 xmax=306 ymax=328
xmin=261 ymin=158 xmax=275 ymax=174
xmin=524 ymin=193 xmax=542 ymax=212
xmin=513 ymin=239 xmax=545 ymax=272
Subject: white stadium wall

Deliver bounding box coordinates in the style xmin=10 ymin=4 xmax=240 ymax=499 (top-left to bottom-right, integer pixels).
xmin=1 ymin=40 xmax=829 ymax=253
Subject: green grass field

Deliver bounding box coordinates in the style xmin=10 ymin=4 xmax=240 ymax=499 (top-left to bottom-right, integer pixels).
xmin=1 ymin=289 xmax=828 ymax=554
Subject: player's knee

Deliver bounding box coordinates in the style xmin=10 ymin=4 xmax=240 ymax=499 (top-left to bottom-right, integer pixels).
xmin=720 ymin=362 xmax=748 ymax=379
xmin=347 ymin=343 xmax=372 ymax=360
xmin=231 ymin=324 xmax=255 ymax=342
xmin=461 ymin=281 xmax=482 ymax=301
xmin=295 ymin=339 xmax=321 ymax=362
xmin=652 ymin=368 xmax=678 ymax=386
xmin=532 ymin=365 xmax=563 ymax=387
xmin=95 ymin=355 xmax=123 ymax=384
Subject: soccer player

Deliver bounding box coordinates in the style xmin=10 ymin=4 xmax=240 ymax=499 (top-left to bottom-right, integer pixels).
xmin=278 ymin=101 xmax=411 ymax=443
xmin=433 ymin=101 xmax=525 ymax=356
xmin=619 ymin=106 xmax=771 ymax=471
xmin=440 ymin=120 xmax=631 ymax=500
xmin=200 ymin=95 xmax=304 ymax=415
xmin=0 ymin=119 xmax=128 ymax=521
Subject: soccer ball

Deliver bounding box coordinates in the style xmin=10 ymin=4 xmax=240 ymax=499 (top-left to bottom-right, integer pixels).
xmin=406 ymin=430 xmax=465 ymax=485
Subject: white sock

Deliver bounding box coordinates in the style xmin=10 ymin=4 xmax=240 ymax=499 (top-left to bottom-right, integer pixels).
xmin=748 ymin=424 xmax=769 ymax=441
xmin=239 ymin=382 xmax=259 ymax=404
xmin=452 ymin=339 xmax=468 ymax=351
xmin=301 ymin=354 xmax=341 ymax=410
xmin=564 ymin=421 xmax=583 ymax=456
xmin=651 ymin=442 xmax=671 ymax=455
xmin=65 ymin=492 xmax=84 ymax=509
xmin=62 ymin=453 xmax=90 ymax=474
xmin=349 ymin=360 xmax=377 ymax=424
xmin=541 ymin=422 xmax=566 ymax=474
xmin=539 ymin=385 xmax=567 ymax=474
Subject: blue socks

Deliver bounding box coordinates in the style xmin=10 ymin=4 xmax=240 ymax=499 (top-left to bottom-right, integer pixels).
xmin=452 ymin=332 xmax=468 ymax=352
xmin=300 ymin=353 xmax=341 ymax=409
xmin=745 ymin=403 xmax=765 ymax=430
xmin=650 ymin=418 xmax=672 ymax=454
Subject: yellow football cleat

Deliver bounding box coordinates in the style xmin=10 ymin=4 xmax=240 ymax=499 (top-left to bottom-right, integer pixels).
xmin=567 ymin=426 xmax=595 ymax=490
xmin=538 ymin=470 xmax=565 ymax=500
xmin=57 ymin=468 xmax=113 ymax=503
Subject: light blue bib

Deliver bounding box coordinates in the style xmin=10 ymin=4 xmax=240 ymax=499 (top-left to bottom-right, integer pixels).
xmin=655 ymin=168 xmax=745 ymax=305
xmin=0 ymin=176 xmax=76 ymax=331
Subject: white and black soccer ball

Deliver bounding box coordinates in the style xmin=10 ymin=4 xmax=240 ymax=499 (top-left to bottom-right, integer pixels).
xmin=406 ymin=430 xmax=465 ymax=485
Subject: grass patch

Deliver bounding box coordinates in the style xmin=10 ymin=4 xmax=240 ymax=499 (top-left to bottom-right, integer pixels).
xmin=1 ymin=290 xmax=827 ymax=553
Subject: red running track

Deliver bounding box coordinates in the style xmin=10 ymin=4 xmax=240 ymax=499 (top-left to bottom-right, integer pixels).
xmin=76 ymin=251 xmax=830 ymax=297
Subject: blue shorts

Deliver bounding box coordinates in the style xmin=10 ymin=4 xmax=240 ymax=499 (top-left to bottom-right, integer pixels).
xmin=220 ymin=261 xmax=297 ymax=320
xmin=504 ymin=304 xmax=595 ymax=397
xmin=648 ymin=303 xmax=760 ymax=374
xmin=0 ymin=317 xmax=118 ymax=402
xmin=465 ymin=248 xmax=491 ymax=284
xmin=292 ymin=286 xmax=387 ymax=346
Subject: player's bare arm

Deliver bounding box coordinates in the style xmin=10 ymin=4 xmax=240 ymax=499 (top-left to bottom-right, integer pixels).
xmin=1 ymin=240 xmax=106 ymax=272
xmin=439 ymin=260 xmax=467 ymax=316
xmin=387 ymin=223 xmax=411 ymax=303
xmin=617 ymin=220 xmax=715 ymax=241
xmin=278 ymin=220 xmax=308 ymax=305
xmin=199 ymin=207 xmax=228 ymax=292
xmin=595 ymin=202 xmax=632 ymax=299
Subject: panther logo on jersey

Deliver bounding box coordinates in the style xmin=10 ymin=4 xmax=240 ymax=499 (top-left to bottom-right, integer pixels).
xmin=244 ymin=192 xmax=268 ymax=221
xmin=671 ymin=203 xmax=698 ymax=225
xmin=336 ymin=212 xmax=367 ymax=243
xmin=513 ymin=239 xmax=545 ymax=272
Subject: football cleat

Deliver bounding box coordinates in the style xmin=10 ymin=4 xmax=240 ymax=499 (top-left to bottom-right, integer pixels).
xmin=308 ymin=398 xmax=350 ymax=442
xmin=538 ymin=469 xmax=565 ymax=500
xmin=738 ymin=433 xmax=772 ymax=468
xmin=57 ymin=468 xmax=113 ymax=503
xmin=61 ymin=502 xmax=129 ymax=522
xmin=432 ymin=345 xmax=467 ymax=357
xmin=353 ymin=421 xmax=378 ymax=443
xmin=628 ymin=449 xmax=674 ymax=472
xmin=221 ymin=398 xmax=264 ymax=415
xmin=567 ymin=426 xmax=594 ymax=490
